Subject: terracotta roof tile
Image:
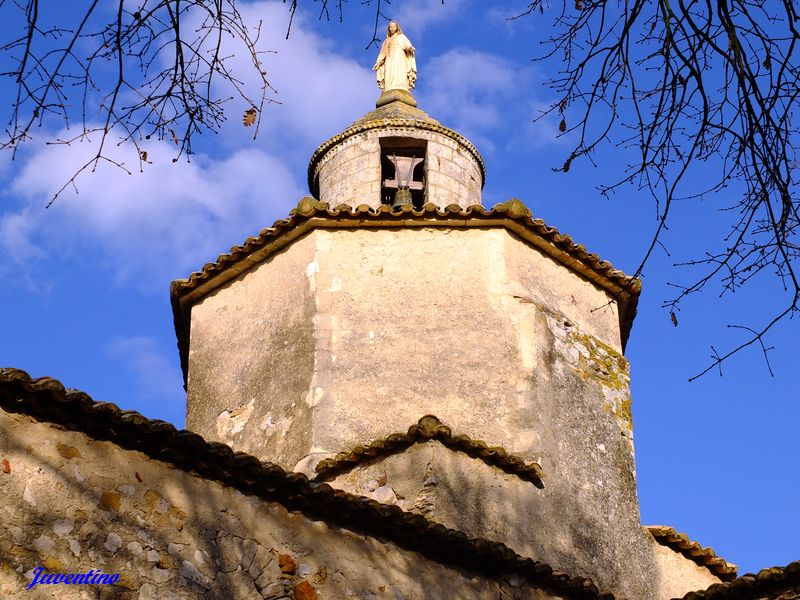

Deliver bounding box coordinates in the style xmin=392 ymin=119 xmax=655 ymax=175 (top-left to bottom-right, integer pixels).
xmin=171 ymin=198 xmax=641 ymax=383
xmin=313 ymin=414 xmax=544 ymax=488
xmin=647 ymin=525 xmax=737 ymax=581
xmin=679 ymin=561 xmax=800 ymax=599
xmin=0 ymin=368 xmax=612 ymax=600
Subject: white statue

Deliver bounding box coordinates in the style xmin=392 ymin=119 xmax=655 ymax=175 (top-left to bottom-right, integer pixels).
xmin=372 ymin=21 xmax=417 ymax=92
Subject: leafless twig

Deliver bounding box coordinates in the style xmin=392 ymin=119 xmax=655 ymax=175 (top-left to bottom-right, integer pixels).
xmin=2 ymin=0 xmax=274 ymax=204
xmin=514 ymin=0 xmax=800 ymax=377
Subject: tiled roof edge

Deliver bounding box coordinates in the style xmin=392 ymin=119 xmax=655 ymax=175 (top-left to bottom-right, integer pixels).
xmin=313 ymin=414 xmax=544 ymax=488
xmin=0 ymin=368 xmax=613 ymax=600
xmin=170 ymin=198 xmax=642 ymax=383
xmin=679 ymin=561 xmax=800 ymax=599
xmin=647 ymin=525 xmax=737 ymax=582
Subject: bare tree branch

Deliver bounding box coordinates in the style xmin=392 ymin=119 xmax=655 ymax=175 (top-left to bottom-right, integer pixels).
xmin=3 ymin=0 xmax=797 ymax=377
xmin=1 ymin=0 xmax=274 ymax=204
xmin=514 ymin=0 xmax=800 ymax=377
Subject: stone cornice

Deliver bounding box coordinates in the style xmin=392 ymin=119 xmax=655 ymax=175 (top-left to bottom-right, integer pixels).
xmin=170 ymin=198 xmax=641 ymax=383
xmin=313 ymin=415 xmax=545 ymax=487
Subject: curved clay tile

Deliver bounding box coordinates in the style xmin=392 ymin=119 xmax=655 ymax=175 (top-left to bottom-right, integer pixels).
xmin=313 ymin=414 xmax=544 ymax=488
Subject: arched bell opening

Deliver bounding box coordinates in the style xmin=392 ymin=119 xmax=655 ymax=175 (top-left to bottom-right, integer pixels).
xmin=380 ymin=137 xmax=427 ymax=209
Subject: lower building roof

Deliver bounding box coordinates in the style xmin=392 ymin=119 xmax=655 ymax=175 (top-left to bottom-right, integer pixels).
xmin=313 ymin=414 xmax=544 ymax=487
xmin=647 ymin=525 xmax=737 ymax=581
xmin=2 ymin=367 xmax=796 ymax=600
xmin=0 ymin=368 xmax=612 ymax=600
xmin=679 ymin=561 xmax=800 ymax=599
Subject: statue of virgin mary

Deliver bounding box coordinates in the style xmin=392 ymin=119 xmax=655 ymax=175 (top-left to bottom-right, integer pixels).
xmin=372 ymin=21 xmax=417 ymax=92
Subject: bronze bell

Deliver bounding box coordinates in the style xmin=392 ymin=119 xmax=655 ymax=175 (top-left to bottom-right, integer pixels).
xmin=392 ymin=187 xmax=413 ymax=209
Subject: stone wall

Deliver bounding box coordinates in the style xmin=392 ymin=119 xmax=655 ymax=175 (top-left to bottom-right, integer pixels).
xmin=650 ymin=542 xmax=721 ymax=600
xmin=186 ymin=227 xmax=626 ymax=472
xmin=0 ymin=409 xmax=572 ymax=600
xmin=503 ymin=232 xmax=622 ymax=352
xmin=315 ymin=134 xmax=382 ymax=209
xmin=327 ymin=441 xmax=721 ymax=600
xmin=186 ymin=232 xmax=317 ymax=468
xmin=313 ymin=127 xmax=483 ymax=209
xmin=182 ymin=225 xmax=669 ymax=598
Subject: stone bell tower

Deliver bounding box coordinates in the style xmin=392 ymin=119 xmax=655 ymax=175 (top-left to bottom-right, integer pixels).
xmin=308 ymin=96 xmax=484 ymax=210
xmin=171 ymin=37 xmax=725 ymax=600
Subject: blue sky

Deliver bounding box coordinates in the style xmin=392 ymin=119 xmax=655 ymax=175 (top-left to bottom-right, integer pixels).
xmin=1 ymin=0 xmax=797 ymax=578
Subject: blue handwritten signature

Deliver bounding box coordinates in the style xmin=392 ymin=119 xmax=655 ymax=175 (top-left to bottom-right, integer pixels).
xmin=26 ymin=566 xmax=121 ymax=590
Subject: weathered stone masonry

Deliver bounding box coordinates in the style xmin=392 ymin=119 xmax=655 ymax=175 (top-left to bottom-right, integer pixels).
xmin=0 ymin=371 xmax=615 ymax=600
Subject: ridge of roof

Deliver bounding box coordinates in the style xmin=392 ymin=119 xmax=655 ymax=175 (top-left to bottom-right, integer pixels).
xmin=647 ymin=525 xmax=737 ymax=582
xmin=313 ymin=414 xmax=544 ymax=488
xmin=679 ymin=561 xmax=800 ymax=599
xmin=170 ymin=198 xmax=642 ymax=383
xmin=0 ymin=368 xmax=613 ymax=600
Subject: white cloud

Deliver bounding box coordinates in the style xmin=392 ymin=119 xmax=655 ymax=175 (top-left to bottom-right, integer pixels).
xmin=2 ymin=134 xmax=303 ymax=289
xmin=390 ymin=0 xmax=469 ymax=36
xmin=511 ymin=100 xmax=572 ymax=151
xmin=0 ymin=1 xmax=564 ymax=295
xmin=196 ymin=1 xmax=376 ymax=148
xmin=416 ymin=48 xmax=568 ymax=154
xmin=0 ymin=0 xmax=379 ymax=292
xmin=106 ymin=335 xmax=185 ymax=419
xmin=484 ymin=6 xmax=541 ymax=35
xmin=417 ymin=49 xmax=519 ymax=150
xmin=0 ymin=209 xmax=45 ymax=263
